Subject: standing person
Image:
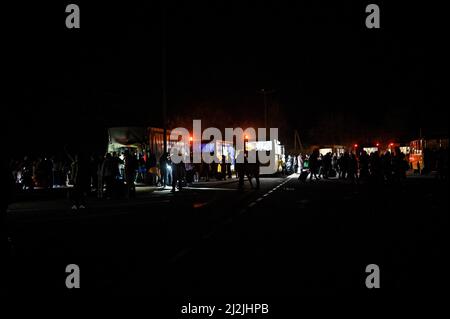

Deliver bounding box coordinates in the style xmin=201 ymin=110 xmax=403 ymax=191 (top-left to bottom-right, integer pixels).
xmin=359 ymin=150 xmax=370 ymax=181
xmin=111 ymin=152 xmax=122 ymax=196
xmin=298 ymin=154 xmax=304 ymax=173
xmin=288 ymin=155 xmax=294 ymax=175
xmin=111 ymin=152 xmax=122 ymax=180
xmin=51 ymin=155 xmax=64 ymax=188
xmin=61 ymin=158 xmax=70 ymax=187
xmin=317 ymin=154 xmax=323 ymax=178
xmin=44 ymin=156 xmax=53 ymax=188
xmin=11 ymin=159 xmax=20 ymax=186
xmin=117 ymin=152 xmax=125 ymax=180
xmin=90 ymin=153 xmax=99 ymax=193
xmin=337 ymin=154 xmax=343 ymax=179
xmin=236 ymin=160 xmax=244 ymax=189
xmin=221 ymin=155 xmax=227 ymax=180
xmin=369 ymin=151 xmax=382 ymax=183
xmin=341 ymin=152 xmax=350 ymax=180
xmin=171 ymin=157 xmax=185 ymax=193
xmin=96 ymin=154 xmax=105 ymax=199
xmin=381 ymin=151 xmax=392 ymax=182
xmin=101 ymin=153 xmax=114 ymax=199
xmin=136 ymin=153 xmax=147 ymax=183
xmin=226 ymin=155 xmax=232 ymax=179
xmin=309 ymin=149 xmax=321 ymax=181
xmin=236 ymin=153 xmax=249 ymax=189
xmin=348 ymin=153 xmax=358 ymax=182
xmin=124 ymin=151 xmax=138 ymax=198
xmin=21 ymin=156 xmax=34 ymax=190
xmin=322 ymin=152 xmax=332 ymax=179
xmin=392 ymin=147 xmax=408 ymax=182
xmin=252 ymin=152 xmax=261 ymax=189
xmin=185 ymin=161 xmax=194 ymax=186
xmin=293 ymin=155 xmax=298 ymax=175
xmin=331 ymin=154 xmax=338 ymax=173
xmin=210 ymin=151 xmax=218 ymax=180
xmin=34 ymin=156 xmax=42 ymax=188
xmin=159 ymin=152 xmax=170 ymax=187
xmin=69 ymin=152 xmax=91 ymax=210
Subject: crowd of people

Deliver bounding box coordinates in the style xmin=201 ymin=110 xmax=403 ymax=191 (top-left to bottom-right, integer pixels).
xmin=6 ymin=144 xmax=448 ymax=209
xmin=159 ymin=152 xmax=235 ymax=191
xmin=291 ymin=147 xmax=418 ymax=183
xmin=9 ymin=149 xmax=145 ymax=209
xmin=8 ymin=148 xmax=241 ymax=209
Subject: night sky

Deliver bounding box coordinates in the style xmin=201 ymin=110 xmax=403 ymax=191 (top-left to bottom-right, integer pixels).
xmin=3 ymin=1 xmax=446 ymax=155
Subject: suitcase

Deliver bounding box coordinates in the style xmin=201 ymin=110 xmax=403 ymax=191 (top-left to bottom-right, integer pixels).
xmin=298 ymin=170 xmax=309 ymax=182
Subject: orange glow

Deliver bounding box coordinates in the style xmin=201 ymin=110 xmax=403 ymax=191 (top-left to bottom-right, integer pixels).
xmin=376 ymin=143 xmax=380 ymax=147
xmin=189 ymin=136 xmax=193 ymax=142
xmin=193 ymin=202 xmax=207 ymax=209
xmin=245 ymin=135 xmax=249 ymax=139
xmin=389 ymin=143 xmax=394 ymax=147
xmin=354 ymin=144 xmax=358 ymax=148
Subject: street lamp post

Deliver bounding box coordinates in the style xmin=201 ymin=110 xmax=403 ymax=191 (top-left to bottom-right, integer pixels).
xmin=162 ymin=2 xmax=167 ymax=154
xmin=258 ymin=89 xmax=275 ymax=139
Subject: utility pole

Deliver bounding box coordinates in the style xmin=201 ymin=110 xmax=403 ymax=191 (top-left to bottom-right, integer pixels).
xmin=294 ymin=130 xmax=304 ymax=153
xmin=257 ymin=89 xmax=275 ymax=139
xmin=162 ymin=2 xmax=167 ymax=154
xmin=263 ymin=89 xmax=267 ymax=129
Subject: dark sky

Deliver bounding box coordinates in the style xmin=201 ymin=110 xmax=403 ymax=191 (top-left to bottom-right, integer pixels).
xmin=3 ymin=1 xmax=446 ymax=154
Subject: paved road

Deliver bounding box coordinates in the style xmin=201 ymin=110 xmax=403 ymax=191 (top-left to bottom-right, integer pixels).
xmin=4 ymin=175 xmax=448 ymax=295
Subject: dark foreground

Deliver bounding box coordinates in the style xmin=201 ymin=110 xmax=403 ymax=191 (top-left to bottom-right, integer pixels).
xmin=3 ymin=175 xmax=448 ymax=296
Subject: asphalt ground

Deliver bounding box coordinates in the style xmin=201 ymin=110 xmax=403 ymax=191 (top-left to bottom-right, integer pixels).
xmin=3 ymin=175 xmax=448 ymax=296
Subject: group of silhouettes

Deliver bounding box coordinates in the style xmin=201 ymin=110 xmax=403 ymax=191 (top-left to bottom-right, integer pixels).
xmin=296 ymin=147 xmax=411 ymax=183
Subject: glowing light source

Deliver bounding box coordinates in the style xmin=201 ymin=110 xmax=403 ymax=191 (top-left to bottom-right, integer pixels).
xmin=354 ymin=144 xmax=358 ymax=148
